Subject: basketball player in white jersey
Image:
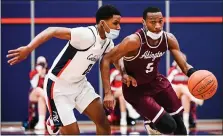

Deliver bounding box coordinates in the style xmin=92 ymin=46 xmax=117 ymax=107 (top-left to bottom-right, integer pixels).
xmin=7 ymin=5 xmax=121 ymax=135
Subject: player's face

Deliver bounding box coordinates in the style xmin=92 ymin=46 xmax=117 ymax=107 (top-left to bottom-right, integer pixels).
xmin=101 ymin=15 xmax=121 ymax=39
xmin=103 ymin=15 xmax=121 ymax=31
xmin=144 ymin=12 xmax=164 ymax=33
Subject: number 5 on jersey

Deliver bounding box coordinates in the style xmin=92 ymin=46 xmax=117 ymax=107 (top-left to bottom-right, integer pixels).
xmin=146 ymin=62 xmax=154 ymax=73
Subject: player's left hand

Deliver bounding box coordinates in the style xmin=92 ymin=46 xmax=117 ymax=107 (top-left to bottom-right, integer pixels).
xmin=7 ymin=46 xmax=31 ymax=65
xmin=122 ymin=74 xmax=137 ymax=87
xmin=103 ymin=92 xmax=115 ymax=110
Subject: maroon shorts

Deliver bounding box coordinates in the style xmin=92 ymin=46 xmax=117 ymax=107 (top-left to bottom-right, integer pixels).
xmin=122 ymin=74 xmax=183 ymax=123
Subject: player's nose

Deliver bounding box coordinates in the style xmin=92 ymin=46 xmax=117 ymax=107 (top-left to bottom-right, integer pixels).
xmin=117 ymin=24 xmax=121 ymax=30
xmin=155 ymin=24 xmax=162 ymax=32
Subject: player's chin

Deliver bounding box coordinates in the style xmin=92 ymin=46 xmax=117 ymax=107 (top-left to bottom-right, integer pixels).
xmin=154 ymin=31 xmax=161 ymax=34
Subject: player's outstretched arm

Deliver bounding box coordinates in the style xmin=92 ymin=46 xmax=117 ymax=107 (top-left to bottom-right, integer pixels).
xmin=100 ymin=34 xmax=139 ymax=93
xmin=100 ymin=34 xmax=139 ymax=110
xmin=7 ymin=27 xmax=71 ymax=65
xmin=167 ymin=33 xmax=196 ymax=77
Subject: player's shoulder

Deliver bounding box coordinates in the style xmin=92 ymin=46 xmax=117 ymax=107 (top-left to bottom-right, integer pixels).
xmin=71 ymin=26 xmax=89 ymax=32
xmin=70 ymin=26 xmax=96 ymax=47
xmin=123 ymin=33 xmax=140 ymax=45
xmin=135 ymin=28 xmax=143 ymax=33
xmin=165 ymin=32 xmax=178 ymax=41
xmin=165 ymin=32 xmax=179 ymax=49
xmin=71 ymin=26 xmax=95 ymax=39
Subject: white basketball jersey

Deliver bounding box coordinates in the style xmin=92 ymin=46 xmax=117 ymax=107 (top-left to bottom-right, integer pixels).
xmin=48 ymin=26 xmax=114 ymax=83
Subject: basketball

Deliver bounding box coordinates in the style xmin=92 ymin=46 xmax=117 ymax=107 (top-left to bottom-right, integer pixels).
xmin=188 ymin=70 xmax=218 ymax=100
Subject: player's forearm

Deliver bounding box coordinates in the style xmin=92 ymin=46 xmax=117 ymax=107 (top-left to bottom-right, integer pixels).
xmin=27 ymin=27 xmax=56 ymax=52
xmin=113 ymin=58 xmax=127 ymax=76
xmin=185 ymin=63 xmax=197 ymax=77
xmin=100 ymin=57 xmax=113 ymax=94
xmin=181 ymin=62 xmax=195 ymax=77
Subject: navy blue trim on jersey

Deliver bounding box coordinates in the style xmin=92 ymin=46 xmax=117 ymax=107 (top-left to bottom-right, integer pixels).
xmin=69 ymin=42 xmax=93 ymax=52
xmin=88 ymin=27 xmax=96 ymax=44
xmin=102 ymin=41 xmax=111 ymax=55
xmin=94 ymin=25 xmax=99 ymax=34
xmin=46 ymin=78 xmax=63 ymax=127
xmin=51 ymin=44 xmax=78 ymax=76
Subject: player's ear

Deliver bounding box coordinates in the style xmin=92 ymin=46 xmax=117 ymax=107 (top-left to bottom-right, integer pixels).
xmin=100 ymin=20 xmax=105 ymax=27
xmin=142 ymin=19 xmax=146 ymax=25
xmin=142 ymin=19 xmax=147 ymax=30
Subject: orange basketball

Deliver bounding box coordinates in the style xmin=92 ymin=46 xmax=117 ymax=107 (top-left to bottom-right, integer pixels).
xmin=188 ymin=70 xmax=218 ymax=100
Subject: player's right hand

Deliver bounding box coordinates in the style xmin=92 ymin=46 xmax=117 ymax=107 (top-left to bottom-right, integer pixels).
xmin=103 ymin=92 xmax=115 ymax=110
xmin=7 ymin=46 xmax=31 ymax=65
xmin=122 ymin=74 xmax=137 ymax=87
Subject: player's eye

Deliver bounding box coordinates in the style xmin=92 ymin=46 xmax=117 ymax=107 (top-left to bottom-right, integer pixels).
xmin=113 ymin=22 xmax=118 ymax=25
xmin=151 ymin=21 xmax=156 ymax=24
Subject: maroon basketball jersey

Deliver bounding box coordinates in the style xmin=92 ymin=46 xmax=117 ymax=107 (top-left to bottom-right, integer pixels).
xmin=123 ymin=29 xmax=168 ymax=85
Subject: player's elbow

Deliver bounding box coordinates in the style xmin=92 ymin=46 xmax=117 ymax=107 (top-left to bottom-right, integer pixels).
xmin=102 ymin=54 xmax=113 ymax=64
xmin=46 ymin=27 xmax=57 ymax=35
xmin=100 ymin=55 xmax=111 ymax=68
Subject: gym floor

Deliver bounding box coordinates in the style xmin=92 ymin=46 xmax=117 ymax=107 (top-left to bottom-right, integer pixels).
xmin=1 ymin=119 xmax=222 ymax=135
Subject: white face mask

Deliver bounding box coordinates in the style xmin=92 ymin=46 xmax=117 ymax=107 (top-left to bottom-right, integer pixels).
xmin=103 ymin=22 xmax=120 ymax=40
xmin=146 ymin=29 xmax=163 ymax=40
xmin=143 ymin=21 xmax=163 ymax=40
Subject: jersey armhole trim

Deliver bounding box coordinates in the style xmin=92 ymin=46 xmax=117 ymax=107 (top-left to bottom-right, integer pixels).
xmin=102 ymin=40 xmax=111 ymax=55
xmin=88 ymin=27 xmax=96 ymax=47
xmin=68 ymin=42 xmax=93 ymax=51
xmin=164 ymin=32 xmax=169 ymax=50
xmin=123 ymin=33 xmax=142 ymax=61
xmin=93 ymin=25 xmax=99 ymax=34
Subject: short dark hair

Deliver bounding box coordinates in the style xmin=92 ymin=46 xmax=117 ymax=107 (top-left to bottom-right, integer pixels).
xmin=96 ymin=5 xmax=121 ymax=24
xmin=143 ymin=7 xmax=161 ymax=20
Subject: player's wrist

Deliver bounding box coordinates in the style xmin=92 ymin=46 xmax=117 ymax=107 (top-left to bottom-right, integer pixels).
xmin=187 ymin=68 xmax=197 ymax=77
xmin=26 ymin=46 xmax=33 ymax=53
xmin=104 ymin=90 xmax=112 ymax=95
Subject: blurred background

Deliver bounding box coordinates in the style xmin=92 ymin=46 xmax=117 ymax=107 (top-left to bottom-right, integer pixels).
xmin=1 ymin=0 xmax=222 ymax=135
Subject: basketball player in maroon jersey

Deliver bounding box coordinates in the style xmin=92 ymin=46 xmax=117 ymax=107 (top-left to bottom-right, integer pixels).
xmin=101 ymin=7 xmax=197 ymax=134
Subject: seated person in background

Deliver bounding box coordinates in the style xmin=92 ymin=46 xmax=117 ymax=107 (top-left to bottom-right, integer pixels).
xmin=29 ymin=56 xmax=48 ymax=130
xmin=168 ymin=56 xmax=203 ymax=133
xmin=109 ymin=68 xmax=140 ymax=126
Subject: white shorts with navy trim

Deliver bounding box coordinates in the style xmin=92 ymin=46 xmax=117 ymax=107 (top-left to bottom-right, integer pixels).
xmin=43 ymin=74 xmax=100 ymax=126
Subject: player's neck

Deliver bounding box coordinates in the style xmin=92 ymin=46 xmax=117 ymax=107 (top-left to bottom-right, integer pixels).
xmin=97 ymin=25 xmax=106 ymax=40
xmin=147 ymin=37 xmax=160 ymax=46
